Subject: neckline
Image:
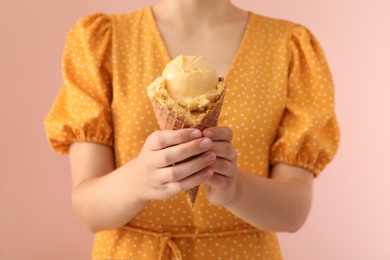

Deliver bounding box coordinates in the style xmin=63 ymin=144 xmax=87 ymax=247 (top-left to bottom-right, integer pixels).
xmin=146 ymin=5 xmax=253 ymax=81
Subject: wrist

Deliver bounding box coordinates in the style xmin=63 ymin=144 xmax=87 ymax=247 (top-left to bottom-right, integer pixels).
xmin=224 ymin=169 xmax=244 ymax=210
xmin=121 ymin=157 xmax=150 ymax=205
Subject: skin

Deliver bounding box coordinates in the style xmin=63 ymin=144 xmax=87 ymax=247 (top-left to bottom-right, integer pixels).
xmin=69 ymin=0 xmax=314 ymax=233
xmin=152 ymin=0 xmax=249 ymax=76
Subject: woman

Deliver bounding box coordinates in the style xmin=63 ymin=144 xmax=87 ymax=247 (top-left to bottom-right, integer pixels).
xmin=45 ymin=0 xmax=340 ymax=259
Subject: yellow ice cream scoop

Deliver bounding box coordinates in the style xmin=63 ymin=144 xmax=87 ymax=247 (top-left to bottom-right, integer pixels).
xmin=147 ymin=55 xmax=225 ymax=125
xmin=162 ymin=55 xmax=219 ymax=102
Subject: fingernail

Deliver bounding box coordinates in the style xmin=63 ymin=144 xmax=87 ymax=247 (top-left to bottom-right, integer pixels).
xmin=190 ymin=130 xmax=201 ymax=138
xmin=204 ymin=169 xmax=214 ymax=176
xmin=203 ymin=130 xmax=213 ymax=138
xmin=204 ymin=152 xmax=216 ymax=162
xmin=200 ymin=138 xmax=212 ymax=149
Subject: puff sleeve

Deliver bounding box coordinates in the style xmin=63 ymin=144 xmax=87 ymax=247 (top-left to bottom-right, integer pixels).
xmin=44 ymin=14 xmax=113 ymax=154
xmin=270 ymin=26 xmax=340 ymax=176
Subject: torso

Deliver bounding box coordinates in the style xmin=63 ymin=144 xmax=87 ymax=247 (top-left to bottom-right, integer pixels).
xmin=109 ymin=6 xmax=291 ymax=228
xmin=94 ymin=7 xmax=294 ymax=258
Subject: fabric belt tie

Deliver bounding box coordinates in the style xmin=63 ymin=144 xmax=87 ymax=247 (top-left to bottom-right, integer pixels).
xmin=159 ymin=232 xmax=183 ymax=260
xmin=121 ymin=226 xmax=260 ymax=260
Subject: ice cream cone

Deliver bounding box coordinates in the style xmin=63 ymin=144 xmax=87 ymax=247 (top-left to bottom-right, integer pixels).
xmin=150 ymin=86 xmax=225 ymax=207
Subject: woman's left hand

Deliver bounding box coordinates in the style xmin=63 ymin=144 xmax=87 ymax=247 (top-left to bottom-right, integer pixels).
xmin=202 ymin=126 xmax=238 ymax=206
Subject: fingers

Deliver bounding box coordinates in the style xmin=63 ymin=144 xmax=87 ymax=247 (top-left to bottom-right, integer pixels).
xmin=137 ymin=128 xmax=218 ymax=202
xmin=164 ymin=167 xmax=214 ymax=197
xmin=165 ymin=138 xmax=214 ymax=165
xmin=201 ymin=126 xmax=237 ymax=180
xmin=202 ymin=126 xmax=233 ymax=142
xmin=149 ymin=136 xmax=213 ymax=167
xmin=145 ymin=128 xmax=214 ymax=167
xmin=210 ymin=141 xmax=237 ymax=162
xmin=140 ymin=126 xmax=236 ymax=202
xmin=209 ymin=157 xmax=235 ymax=177
xmin=155 ymin=152 xmax=216 ymax=199
xmin=148 ymin=129 xmax=202 ymax=150
xmin=202 ymin=125 xmax=236 ymax=167
xmin=160 ymin=151 xmax=216 ymax=183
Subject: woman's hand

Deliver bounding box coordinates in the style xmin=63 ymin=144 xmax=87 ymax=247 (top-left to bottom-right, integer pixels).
xmin=201 ymin=127 xmax=314 ymax=232
xmin=132 ymin=128 xmax=216 ymax=201
xmin=69 ymin=128 xmax=216 ymax=232
xmin=202 ymin=126 xmax=238 ymax=206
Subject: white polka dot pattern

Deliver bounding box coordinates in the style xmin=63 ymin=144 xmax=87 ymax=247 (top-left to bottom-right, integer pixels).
xmin=44 ymin=6 xmax=340 ymax=260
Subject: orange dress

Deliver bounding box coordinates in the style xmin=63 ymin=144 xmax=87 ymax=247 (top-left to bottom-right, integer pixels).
xmin=44 ymin=6 xmax=340 ymax=259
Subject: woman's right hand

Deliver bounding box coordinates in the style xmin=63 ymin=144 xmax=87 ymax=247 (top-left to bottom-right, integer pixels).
xmin=130 ymin=128 xmax=216 ymax=201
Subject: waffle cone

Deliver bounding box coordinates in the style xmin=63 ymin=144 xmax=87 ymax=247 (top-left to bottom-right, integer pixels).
xmin=150 ymin=91 xmax=225 ymax=207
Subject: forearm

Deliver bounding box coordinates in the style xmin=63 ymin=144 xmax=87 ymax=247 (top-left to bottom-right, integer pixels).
xmin=69 ymin=129 xmax=214 ymax=233
xmin=72 ymin=159 xmax=147 ymax=233
xmin=225 ymin=165 xmax=313 ymax=233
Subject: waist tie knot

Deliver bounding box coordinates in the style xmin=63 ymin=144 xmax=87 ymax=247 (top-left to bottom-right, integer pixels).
xmin=121 ymin=225 xmax=259 ymax=260
xmin=159 ymin=232 xmax=183 ymax=260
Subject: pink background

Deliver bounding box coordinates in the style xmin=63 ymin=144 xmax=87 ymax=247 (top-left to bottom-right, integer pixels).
xmin=1 ymin=0 xmax=389 ymax=259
